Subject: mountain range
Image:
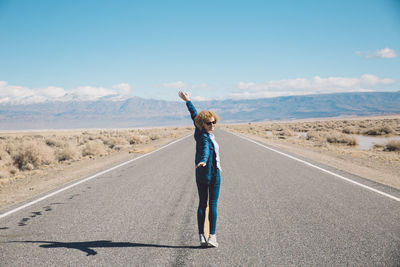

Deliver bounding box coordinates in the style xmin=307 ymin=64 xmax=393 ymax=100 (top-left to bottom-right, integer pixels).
xmin=0 ymin=91 xmax=399 ymax=130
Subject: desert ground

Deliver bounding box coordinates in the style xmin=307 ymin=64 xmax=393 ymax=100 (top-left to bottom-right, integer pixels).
xmin=222 ymin=115 xmax=400 ymax=190
xmin=0 ymin=127 xmax=193 ymax=210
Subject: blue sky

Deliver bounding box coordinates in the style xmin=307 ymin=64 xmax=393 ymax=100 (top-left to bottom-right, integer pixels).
xmin=0 ymin=0 xmax=399 ymax=103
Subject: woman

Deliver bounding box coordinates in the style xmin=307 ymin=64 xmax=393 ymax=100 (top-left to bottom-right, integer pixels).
xmin=179 ymin=91 xmax=221 ymax=248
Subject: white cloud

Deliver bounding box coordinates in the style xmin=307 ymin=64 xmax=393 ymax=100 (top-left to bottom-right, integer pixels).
xmin=112 ymin=83 xmax=131 ymax=95
xmin=374 ymin=48 xmax=397 ymax=58
xmin=37 ymin=86 xmax=66 ymax=98
xmin=356 ymin=47 xmax=397 ymax=59
xmin=0 ymin=81 xmax=35 ymax=103
xmin=0 ymin=81 xmax=132 ymax=104
xmin=71 ymin=86 xmax=118 ymax=101
xmin=231 ymin=74 xmax=396 ymax=99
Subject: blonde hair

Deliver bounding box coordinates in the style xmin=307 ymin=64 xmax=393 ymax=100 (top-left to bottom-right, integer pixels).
xmin=195 ymin=110 xmax=219 ymax=131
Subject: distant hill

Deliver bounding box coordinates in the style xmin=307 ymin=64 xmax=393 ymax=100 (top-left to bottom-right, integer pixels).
xmin=0 ymin=91 xmax=399 ymax=130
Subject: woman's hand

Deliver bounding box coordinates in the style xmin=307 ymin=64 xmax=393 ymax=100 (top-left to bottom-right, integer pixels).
xmin=196 ymin=162 xmax=206 ymax=168
xmin=178 ymin=91 xmax=190 ymax=102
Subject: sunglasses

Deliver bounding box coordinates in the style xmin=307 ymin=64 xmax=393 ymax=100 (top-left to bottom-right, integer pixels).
xmin=205 ymin=120 xmax=217 ymax=126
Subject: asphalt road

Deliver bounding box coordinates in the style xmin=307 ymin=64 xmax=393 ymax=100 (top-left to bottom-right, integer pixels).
xmin=1 ymin=129 xmax=399 ymax=266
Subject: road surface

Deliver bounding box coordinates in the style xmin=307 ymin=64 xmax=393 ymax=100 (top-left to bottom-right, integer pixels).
xmin=1 ymin=129 xmax=399 ymax=266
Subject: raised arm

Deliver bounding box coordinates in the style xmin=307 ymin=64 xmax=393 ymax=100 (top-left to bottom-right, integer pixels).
xmin=179 ymin=91 xmax=197 ymax=120
xmin=179 ymin=91 xmax=207 ymax=168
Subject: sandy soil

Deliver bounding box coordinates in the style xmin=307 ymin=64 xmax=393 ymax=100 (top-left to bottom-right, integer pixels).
xmin=0 ymin=129 xmax=191 ymax=211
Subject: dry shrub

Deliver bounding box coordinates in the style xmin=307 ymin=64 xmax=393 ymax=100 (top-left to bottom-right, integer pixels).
xmin=306 ymin=131 xmax=325 ymax=141
xmin=384 ymin=140 xmax=400 ymax=151
xmin=101 ymin=137 xmax=114 ymax=148
xmin=326 ymin=131 xmax=358 ymax=146
xmin=24 ymin=163 xmax=34 ymax=170
xmin=45 ymin=138 xmax=63 ymax=147
xmin=291 ymin=124 xmax=306 ymax=132
xmin=112 ymin=145 xmax=124 ymax=151
xmin=9 ymin=166 xmax=18 ymax=175
xmin=342 ymin=127 xmax=358 ymax=134
xmin=114 ymin=136 xmax=129 ymax=145
xmin=150 ymin=134 xmax=160 ymax=141
xmin=0 ymin=144 xmax=11 ymax=164
xmin=102 ymin=136 xmax=126 ymax=148
xmin=12 ymin=140 xmax=55 ymax=170
xmin=363 ymin=126 xmax=395 ymax=136
xmin=88 ymin=136 xmax=95 ymax=140
xmin=81 ymin=136 xmax=93 ymax=144
xmin=140 ymin=135 xmax=150 ymax=143
xmin=281 ymin=128 xmax=295 ymax=137
xmin=5 ymin=141 xmax=18 ymax=156
xmin=56 ymin=143 xmax=80 ymax=161
xmin=273 ymin=128 xmax=295 ymax=138
xmin=82 ymin=140 xmax=107 ymax=156
xmin=128 ymin=134 xmax=150 ymax=145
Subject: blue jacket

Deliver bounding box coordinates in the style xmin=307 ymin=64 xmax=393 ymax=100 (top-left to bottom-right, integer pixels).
xmin=186 ymin=101 xmax=217 ymax=185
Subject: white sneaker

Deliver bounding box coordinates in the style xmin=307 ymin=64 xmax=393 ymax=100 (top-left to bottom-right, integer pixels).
xmin=207 ymin=234 xmax=218 ymax=248
xmin=199 ymin=234 xmax=207 ymax=247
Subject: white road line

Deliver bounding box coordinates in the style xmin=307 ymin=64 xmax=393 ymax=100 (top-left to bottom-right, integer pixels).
xmin=226 ymin=130 xmax=400 ymax=203
xmin=0 ymin=134 xmax=192 ymax=220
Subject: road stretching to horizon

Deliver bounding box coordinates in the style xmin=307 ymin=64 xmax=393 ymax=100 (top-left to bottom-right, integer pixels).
xmin=1 ymin=129 xmax=399 ymax=266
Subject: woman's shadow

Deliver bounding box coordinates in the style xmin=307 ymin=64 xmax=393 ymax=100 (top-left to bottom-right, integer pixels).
xmin=12 ymin=240 xmax=209 ymax=256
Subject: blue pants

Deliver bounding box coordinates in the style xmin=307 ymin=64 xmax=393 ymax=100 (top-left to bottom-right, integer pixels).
xmin=196 ymin=169 xmax=221 ymax=235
